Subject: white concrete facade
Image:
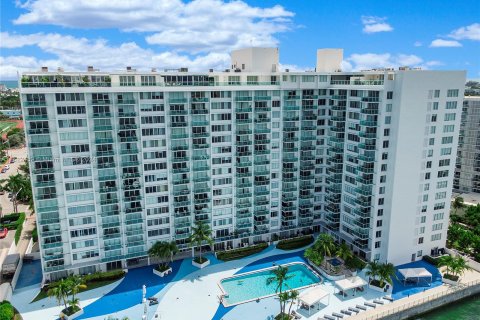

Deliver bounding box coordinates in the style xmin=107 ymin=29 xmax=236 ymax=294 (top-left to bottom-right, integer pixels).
xmin=19 ymin=48 xmax=465 ymax=279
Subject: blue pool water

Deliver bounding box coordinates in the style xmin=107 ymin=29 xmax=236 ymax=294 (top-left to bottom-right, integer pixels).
xmin=220 ymin=262 xmax=321 ymax=306
xmin=328 ymin=258 xmax=342 ymax=267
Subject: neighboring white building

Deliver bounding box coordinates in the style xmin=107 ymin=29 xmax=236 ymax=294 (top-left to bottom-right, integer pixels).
xmin=454 ymin=96 xmax=480 ymax=194
xmin=20 ymin=48 xmax=465 ymax=280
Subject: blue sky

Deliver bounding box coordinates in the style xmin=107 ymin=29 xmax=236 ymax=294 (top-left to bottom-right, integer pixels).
xmin=0 ymin=0 xmax=479 ymax=80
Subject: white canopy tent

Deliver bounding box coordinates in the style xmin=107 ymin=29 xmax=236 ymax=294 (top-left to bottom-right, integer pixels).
xmin=297 ymin=286 xmax=330 ymax=315
xmin=334 ymin=276 xmax=368 ymax=297
xmin=399 ymin=268 xmax=432 ymax=285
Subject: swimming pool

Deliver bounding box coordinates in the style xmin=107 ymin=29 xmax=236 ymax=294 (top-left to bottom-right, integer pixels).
xmin=219 ymin=262 xmax=322 ymax=306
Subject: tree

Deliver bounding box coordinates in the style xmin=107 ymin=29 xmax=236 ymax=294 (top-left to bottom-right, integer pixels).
xmin=366 ymin=261 xmax=380 ymax=282
xmin=336 ymin=243 xmax=353 ymax=261
xmin=452 ymin=197 xmax=465 ymax=215
xmin=47 ymin=278 xmax=72 ymax=310
xmin=287 ymin=289 xmax=299 ymax=316
xmin=266 ymin=265 xmax=294 ymax=318
xmin=149 ymin=241 xmax=178 ymax=271
xmin=0 ymin=173 xmax=25 ymax=213
xmin=438 ymin=255 xmax=455 ymax=276
xmin=188 ymin=221 xmax=213 ymax=263
xmin=378 ymin=263 xmax=397 ymax=287
xmin=451 ymin=256 xmax=471 ymax=278
xmin=314 ymin=233 xmax=335 ymax=257
xmin=68 ymin=275 xmax=86 ymax=304
xmin=304 ymin=247 xmax=324 ymax=266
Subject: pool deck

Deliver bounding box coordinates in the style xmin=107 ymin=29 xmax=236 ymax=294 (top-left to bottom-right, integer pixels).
xmin=11 ymin=246 xmax=479 ymax=320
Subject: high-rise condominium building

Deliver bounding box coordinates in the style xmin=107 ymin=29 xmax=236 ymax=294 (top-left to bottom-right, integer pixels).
xmin=20 ymin=48 xmax=465 ymax=281
xmin=454 ymin=96 xmax=480 ymax=193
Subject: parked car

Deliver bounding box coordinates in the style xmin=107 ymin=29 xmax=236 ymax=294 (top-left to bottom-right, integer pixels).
xmin=8 ymin=193 xmax=12 ymax=198
xmin=4 ymin=165 xmax=9 ymax=170
xmin=0 ymin=190 xmax=4 ymax=195
xmin=10 ymin=158 xmax=15 ymax=163
xmin=0 ymin=228 xmax=8 ymax=239
xmin=0 ymin=168 xmax=6 ymax=174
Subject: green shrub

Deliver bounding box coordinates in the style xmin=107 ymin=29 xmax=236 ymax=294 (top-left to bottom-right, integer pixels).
xmin=0 ymin=301 xmax=14 ymax=320
xmin=345 ymin=255 xmax=367 ymax=270
xmin=423 ymin=255 xmax=441 ymax=267
xmin=443 ymin=273 xmax=459 ymax=282
xmin=276 ymin=235 xmax=314 ymax=250
xmin=83 ymin=270 xmax=125 ymax=283
xmin=32 ymin=227 xmax=38 ymax=242
xmin=193 ymin=256 xmax=208 ymax=264
xmin=217 ymin=242 xmax=268 ymax=261
xmin=14 ymin=213 xmax=25 ymax=245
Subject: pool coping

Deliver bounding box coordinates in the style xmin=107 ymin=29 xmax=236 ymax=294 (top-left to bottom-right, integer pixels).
xmin=217 ymin=261 xmax=323 ymax=307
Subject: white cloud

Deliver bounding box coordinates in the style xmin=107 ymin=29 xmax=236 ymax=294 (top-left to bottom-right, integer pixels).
xmin=342 ymin=53 xmax=438 ymax=71
xmin=13 ymin=0 xmax=294 ymax=53
xmin=414 ymin=41 xmax=422 ymax=47
xmin=448 ymin=23 xmax=480 ymax=41
xmin=361 ymin=16 xmax=393 ymax=34
xmin=430 ymin=39 xmax=462 ymax=47
xmin=0 ymin=32 xmax=231 ymax=79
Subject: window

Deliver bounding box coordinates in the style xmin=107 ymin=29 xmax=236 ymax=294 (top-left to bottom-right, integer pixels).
xmin=425 ymin=172 xmax=431 ymax=180
xmin=426 ymin=161 xmax=432 ymax=169
xmin=437 ymin=170 xmax=449 ymax=178
xmin=429 ymin=138 xmax=435 ymax=146
xmin=378 ymin=198 xmax=384 ymax=205
xmin=379 ymin=187 xmax=385 ymax=194
xmin=376 ymin=231 xmax=382 ymax=238
xmin=418 ymin=237 xmax=424 ymax=244
xmin=424 ymin=184 xmax=429 ymax=191
xmin=387 ymin=91 xmax=393 ymax=99
xmin=423 ymin=194 xmax=428 ymax=202
xmin=386 ymin=104 xmax=392 ymax=112
xmin=385 ymin=116 xmax=391 ymax=125
xmin=431 ymin=233 xmax=442 ymax=241
xmin=441 ymin=136 xmax=453 ymax=144
xmin=417 ymin=250 xmax=423 ymax=257
xmin=375 ymin=241 xmax=381 ymax=248
xmin=439 ymin=159 xmax=450 ymax=167
xmin=435 ymin=192 xmax=447 ymax=200
xmin=434 ymin=90 xmax=440 ymax=98
xmin=444 ymin=113 xmax=456 ymax=121
xmin=431 ymin=114 xmax=437 ymax=122
xmin=380 ymin=175 xmax=386 ymax=183
xmin=437 ymin=181 xmax=448 ymax=189
xmin=382 ymin=153 xmax=388 ymax=160
xmin=433 ymin=102 xmax=439 ymax=110
xmin=443 ymin=125 xmax=455 ymax=133
xmin=384 ymin=128 xmax=390 ymax=136
xmin=420 ymin=216 xmax=426 ymax=223
xmin=430 ymin=126 xmax=436 ymax=134
xmin=381 ymin=164 xmax=387 ymax=171
xmin=377 ymin=209 xmax=383 ymax=216
xmin=446 ymin=101 xmax=457 ymax=109
xmin=447 ymin=89 xmax=459 ymax=97
xmin=440 ymin=147 xmax=452 ymax=155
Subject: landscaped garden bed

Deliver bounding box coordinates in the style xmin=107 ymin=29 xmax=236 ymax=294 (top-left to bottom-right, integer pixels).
xmin=0 ymin=212 xmax=26 ymax=244
xmin=276 ymin=235 xmax=314 ymax=250
xmin=217 ymin=242 xmax=268 ymax=261
xmin=32 ymin=270 xmax=125 ymax=302
xmin=0 ymin=300 xmax=22 ymax=320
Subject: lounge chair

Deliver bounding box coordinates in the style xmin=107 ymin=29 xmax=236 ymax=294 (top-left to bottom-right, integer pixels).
xmin=147 ymin=297 xmax=158 ymax=302
xmin=291 ymin=311 xmax=301 ymax=320
xmin=324 ymin=315 xmax=336 ymax=320
xmin=373 ymin=299 xmax=384 ymax=305
xmin=341 ymin=310 xmax=352 ymax=316
xmin=332 ymin=312 xmax=344 ymax=318
xmin=149 ymin=300 xmax=159 ymax=306
xmin=383 ymin=296 xmax=394 ymax=302
xmin=364 ymin=302 xmax=376 ymax=308
xmin=356 ymin=304 xmax=367 ymax=311
xmin=348 ymin=307 xmax=360 ymax=313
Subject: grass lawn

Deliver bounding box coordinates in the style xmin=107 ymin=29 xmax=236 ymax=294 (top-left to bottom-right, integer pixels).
xmin=0 ymin=121 xmax=16 ymax=132
xmin=31 ymin=279 xmax=121 ymax=303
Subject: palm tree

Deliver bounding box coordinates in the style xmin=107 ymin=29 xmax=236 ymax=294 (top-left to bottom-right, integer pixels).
xmin=149 ymin=241 xmax=179 ymax=270
xmin=452 ymin=196 xmax=465 ymax=214
xmin=315 ymin=233 xmax=335 ymax=257
xmin=287 ymin=289 xmax=300 ymax=316
xmin=47 ymin=278 xmax=72 ymax=311
xmin=68 ymin=275 xmax=86 ymax=305
xmin=438 ymin=255 xmax=455 ymax=276
xmin=277 ymin=292 xmax=290 ymax=319
xmin=451 ymin=256 xmax=471 ymax=278
xmin=336 ymin=243 xmax=353 ymax=262
xmin=189 ymin=221 xmax=213 ymax=263
xmin=266 ymin=266 xmax=294 ymax=317
xmin=378 ymin=263 xmax=397 ymax=287
xmin=304 ymin=247 xmax=324 ymax=266
xmin=366 ymin=261 xmax=380 ymax=283
xmin=0 ymin=174 xmax=24 ymax=213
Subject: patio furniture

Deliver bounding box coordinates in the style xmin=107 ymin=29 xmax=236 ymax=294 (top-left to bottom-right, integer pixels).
xmin=348 ymin=307 xmax=360 ymax=313
xmin=332 ymin=312 xmax=344 ymax=318
xmin=324 ymin=315 xmax=336 ymax=320
xmin=383 ymin=296 xmax=394 ymax=302
xmin=334 ymin=276 xmax=368 ymax=297
xmin=373 ymin=299 xmax=384 ymax=305
xmin=341 ymin=310 xmax=352 ymax=316
xmin=398 ymin=268 xmax=432 ymax=286
xmin=356 ymin=304 xmax=367 ymax=310
xmin=364 ymin=302 xmax=376 ymax=308
xmin=291 ymin=311 xmax=302 ymax=319
xmin=297 ymin=286 xmax=331 ymax=316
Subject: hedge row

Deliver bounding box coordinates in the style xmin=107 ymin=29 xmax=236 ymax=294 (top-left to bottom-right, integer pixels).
xmin=217 ymin=242 xmax=268 ymax=261
xmin=423 ymin=255 xmax=441 ymax=267
xmin=83 ymin=270 xmax=125 ymax=282
xmin=14 ymin=213 xmax=25 ymax=245
xmin=276 ymin=235 xmax=314 ymax=250
xmin=0 ymin=212 xmax=25 ymax=230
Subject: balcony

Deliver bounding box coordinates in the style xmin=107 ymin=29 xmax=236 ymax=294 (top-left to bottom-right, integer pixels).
xmin=236 ymin=192 xmax=252 ymax=198
xmin=117 ymin=99 xmax=136 ymax=104
xmin=118 ymin=112 xmax=137 ymax=117
xmin=192 ymin=97 xmax=209 ymax=102
xmin=169 ymin=98 xmax=188 ymax=103
xmin=93 ymin=112 xmax=112 ymax=118
xmin=192 ymin=143 xmax=209 ymax=149
xmin=171 ymin=133 xmax=189 ymax=139
xmin=172 ymin=156 xmax=189 ymax=162
xmin=254 ymin=96 xmax=271 ymax=101
xmin=121 ymin=161 xmax=140 ymax=167
xmin=235 ymin=96 xmax=252 ymax=102
xmin=122 ymin=172 xmax=140 ymax=179
xmin=361 ymin=97 xmax=380 ymax=102
xmin=120 ymin=136 xmax=138 ymax=142
xmin=94 ymin=125 xmax=113 ymax=131
xmin=173 ymin=178 xmax=190 ymax=185
xmin=192 ymin=165 xmax=209 ymax=171
xmin=191 ymin=121 xmax=209 ymax=126
xmin=236 ymin=129 xmax=253 ymax=135
xmin=29 ymin=142 xmax=51 ymax=148
xmin=284 ymin=95 xmax=300 ymax=100
xmin=236 ymin=107 xmax=252 ymax=113
xmin=24 ymin=101 xmax=47 ymax=107
xmin=284 ymin=105 xmax=300 ymax=111
xmin=25 ymin=114 xmax=48 ymax=121
xmin=254 ymin=118 xmax=270 ymax=123
xmin=119 ymin=124 xmax=138 ymax=130
xmin=283 ymin=127 xmax=299 ymax=132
